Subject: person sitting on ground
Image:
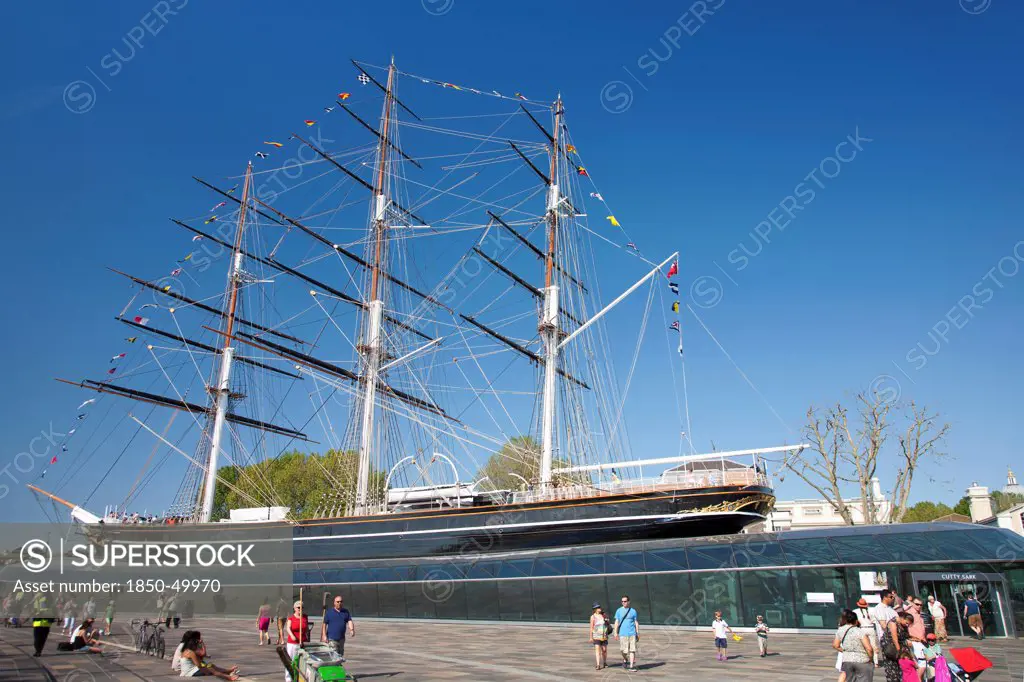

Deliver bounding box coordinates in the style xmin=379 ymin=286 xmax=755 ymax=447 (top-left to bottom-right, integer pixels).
xmin=71 ymin=618 xmax=103 ymax=654
xmin=178 ymin=631 xmax=239 ymax=679
xmin=172 ymin=630 xmax=199 ymax=673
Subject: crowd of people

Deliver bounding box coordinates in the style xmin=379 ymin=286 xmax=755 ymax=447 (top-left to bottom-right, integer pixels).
xmin=102 ymin=511 xmax=190 ymax=525
xmin=830 ymin=588 xmax=981 ymax=682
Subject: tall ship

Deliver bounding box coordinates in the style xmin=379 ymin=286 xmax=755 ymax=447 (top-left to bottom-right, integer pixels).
xmin=29 ymin=59 xmax=803 ymax=561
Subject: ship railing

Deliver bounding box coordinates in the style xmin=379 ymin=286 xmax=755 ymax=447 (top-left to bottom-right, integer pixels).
xmin=511 ymin=468 xmax=769 ymax=505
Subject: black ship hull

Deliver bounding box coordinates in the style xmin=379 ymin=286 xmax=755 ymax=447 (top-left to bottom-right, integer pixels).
xmin=292 ymin=484 xmax=773 ymax=562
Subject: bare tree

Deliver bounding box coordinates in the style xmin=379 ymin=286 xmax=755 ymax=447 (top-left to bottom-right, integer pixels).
xmin=780 ymin=390 xmax=949 ymax=525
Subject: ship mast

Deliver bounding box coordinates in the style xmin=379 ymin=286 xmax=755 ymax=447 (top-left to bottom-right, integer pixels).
xmin=355 ymin=60 xmax=397 ymax=515
xmin=199 ymin=161 xmax=253 ymax=522
xmin=539 ymin=97 xmax=564 ymax=488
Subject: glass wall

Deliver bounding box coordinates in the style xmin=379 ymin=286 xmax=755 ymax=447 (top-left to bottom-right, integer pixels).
xmin=298 ymin=525 xmax=1024 ymax=634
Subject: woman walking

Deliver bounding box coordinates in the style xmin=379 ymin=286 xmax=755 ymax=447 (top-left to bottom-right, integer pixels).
xmin=256 ymin=600 xmax=272 ymax=646
xmin=833 ymin=609 xmax=874 ymax=682
xmin=588 ymin=603 xmax=609 ymax=670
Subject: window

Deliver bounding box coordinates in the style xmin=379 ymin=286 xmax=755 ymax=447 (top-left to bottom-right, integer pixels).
xmin=686 ymin=545 xmax=736 ymax=570
xmin=793 ymin=567 xmax=846 ymax=628
xmin=733 ymin=538 xmax=789 ymax=568
xmin=344 ymin=584 xmax=379 ymax=618
xmin=433 ymin=581 xmax=468 ymax=620
xmin=465 ymin=580 xmax=499 ymax=620
xmin=829 ymin=535 xmax=892 ymax=564
xmin=605 ymin=575 xmax=653 ymax=625
xmin=531 ymin=579 xmax=572 ymax=622
xmin=780 ymin=538 xmax=840 ymax=566
xmin=644 ymin=549 xmax=689 ymax=571
xmin=567 ymin=576 xmax=607 ymax=623
xmin=648 ymin=573 xmax=695 ymax=625
xmin=692 ymin=572 xmax=741 ymax=625
xmin=497 ymin=580 xmax=534 ymax=621
xmin=739 ymin=570 xmax=797 ymax=628
xmin=803 ymin=507 xmax=823 ymax=515
xmin=377 ymin=584 xmax=407 ymax=618
xmin=405 ymin=581 xmax=437 ymax=619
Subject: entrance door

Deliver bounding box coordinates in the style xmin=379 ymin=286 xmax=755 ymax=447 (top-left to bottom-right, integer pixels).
xmin=914 ymin=576 xmax=1007 ymax=638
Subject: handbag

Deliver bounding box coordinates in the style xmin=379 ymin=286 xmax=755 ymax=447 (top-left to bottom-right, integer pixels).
xmin=835 ymin=626 xmax=851 ymax=671
xmin=881 ymin=625 xmax=899 ymax=662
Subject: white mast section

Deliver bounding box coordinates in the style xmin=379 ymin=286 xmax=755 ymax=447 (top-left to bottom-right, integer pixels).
xmin=539 ymin=97 xmax=564 ymax=488
xmin=355 ymin=61 xmax=397 ymax=516
xmin=200 ymin=162 xmax=253 ymax=523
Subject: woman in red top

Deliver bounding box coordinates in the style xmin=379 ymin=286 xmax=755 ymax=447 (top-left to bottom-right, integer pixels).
xmin=284 ymin=601 xmax=308 ymax=682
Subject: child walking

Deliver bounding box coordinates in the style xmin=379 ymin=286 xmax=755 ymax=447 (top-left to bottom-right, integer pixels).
xmin=711 ymin=611 xmax=733 ymax=662
xmin=755 ymin=614 xmax=769 ymax=657
xmin=588 ymin=603 xmax=609 ymax=670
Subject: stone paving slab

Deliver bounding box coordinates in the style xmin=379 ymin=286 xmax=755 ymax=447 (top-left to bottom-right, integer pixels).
xmin=2 ymin=619 xmax=1023 ymax=681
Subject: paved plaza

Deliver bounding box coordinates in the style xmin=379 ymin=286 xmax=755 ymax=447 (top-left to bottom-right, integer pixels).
xmin=2 ymin=618 xmax=1023 ymax=681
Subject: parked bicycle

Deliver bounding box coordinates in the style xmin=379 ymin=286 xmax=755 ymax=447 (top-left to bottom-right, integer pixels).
xmin=130 ymin=618 xmax=167 ymax=658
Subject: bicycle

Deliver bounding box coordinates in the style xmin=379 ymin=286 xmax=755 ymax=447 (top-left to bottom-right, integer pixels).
xmin=129 ymin=618 xmax=144 ymax=653
xmin=131 ymin=619 xmax=166 ymax=658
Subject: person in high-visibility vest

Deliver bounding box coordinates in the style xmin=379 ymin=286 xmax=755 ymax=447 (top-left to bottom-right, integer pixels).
xmin=31 ymin=593 xmax=56 ymax=657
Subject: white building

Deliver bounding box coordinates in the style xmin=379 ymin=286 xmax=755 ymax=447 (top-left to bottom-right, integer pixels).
xmin=965 ymin=470 xmax=1024 ymax=537
xmin=764 ymin=477 xmax=892 ymax=532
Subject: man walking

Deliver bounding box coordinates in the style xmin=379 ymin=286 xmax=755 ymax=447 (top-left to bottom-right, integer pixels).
xmin=962 ymin=591 xmax=984 ymax=639
xmin=320 ymin=595 xmax=354 ymax=661
xmin=927 ymin=595 xmax=948 ymax=642
xmin=613 ymin=595 xmax=639 ymax=672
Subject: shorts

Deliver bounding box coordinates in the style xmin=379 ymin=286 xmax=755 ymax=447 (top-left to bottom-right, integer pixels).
xmin=591 ymin=639 xmax=607 ymax=646
xmin=968 ymin=614 xmax=982 ymax=629
xmin=714 ymin=637 xmax=728 ymax=649
xmin=258 ymin=617 xmax=271 ymax=631
xmin=619 ymin=635 xmax=637 ymax=655
xmin=328 ymin=639 xmax=346 ymax=657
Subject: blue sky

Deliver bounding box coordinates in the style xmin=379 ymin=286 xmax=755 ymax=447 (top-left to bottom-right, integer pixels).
xmin=1 ymin=0 xmax=1022 ymax=520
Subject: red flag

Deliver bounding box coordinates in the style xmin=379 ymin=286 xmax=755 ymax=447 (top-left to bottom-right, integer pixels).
xmin=666 ymin=261 xmax=679 ymax=279
xmin=50 ymin=456 xmax=57 ymax=464
xmin=107 ymin=368 xmax=117 ymax=375
xmin=304 ymin=120 xmax=316 ymax=127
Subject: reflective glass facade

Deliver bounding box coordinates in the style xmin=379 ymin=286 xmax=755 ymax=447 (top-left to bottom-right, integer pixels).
xmin=295 ymin=523 xmax=1024 ymax=635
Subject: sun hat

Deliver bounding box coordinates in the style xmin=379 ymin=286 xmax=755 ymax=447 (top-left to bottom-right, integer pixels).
xmin=856 ymin=598 xmax=869 ymax=607
xmin=592 ymin=602 xmax=601 ymax=609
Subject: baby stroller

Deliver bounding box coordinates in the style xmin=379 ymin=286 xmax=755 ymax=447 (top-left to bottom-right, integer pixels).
xmin=945 ymin=647 xmax=994 ymax=680
xmin=276 ymin=643 xmax=357 ymax=681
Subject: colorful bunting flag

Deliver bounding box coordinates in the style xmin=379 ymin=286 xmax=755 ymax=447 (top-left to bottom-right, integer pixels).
xmin=50 ymin=456 xmax=57 ymax=465
xmin=61 ymin=445 xmax=68 ymax=452
xmin=492 ymin=90 xmax=503 ymax=97
xmin=324 ymin=106 xmax=335 ymax=113
xmin=204 ymin=216 xmax=217 ymax=224
xmin=180 ymin=253 xmax=194 ymax=262
xmin=339 ymin=92 xmax=351 ymax=100
xmin=68 ymin=429 xmax=76 ymax=435
xmin=171 ymin=268 xmax=182 ymax=277
xmin=606 ymin=215 xmax=620 ymax=228
xmin=210 ymin=201 xmax=226 ymax=211
xmin=126 ymin=336 xmax=137 ymax=343
xmin=304 ymin=120 xmax=316 ymax=127
xmin=566 ymin=144 xmax=577 ymax=154
xmin=77 ymin=399 xmax=95 ymax=409
xmin=107 ymin=368 xmax=117 ymax=375
xmin=576 ymin=166 xmax=589 ymax=177
xmin=669 ymin=282 xmax=679 ymax=295
xmin=358 ymin=73 xmax=370 ymax=85
xmin=77 ymin=414 xmax=87 ymax=420
xmin=666 ymin=260 xmax=679 ymax=279
xmin=255 ymin=151 xmax=269 ymax=159
xmin=161 ymin=285 xmax=171 ymax=293
xmin=515 ymin=92 xmax=527 ymax=100
xmin=626 ymin=242 xmax=639 ymax=252
xmin=192 ymin=235 xmax=203 ymax=242
xmin=669 ymin=321 xmax=680 ymax=332
xmin=111 ymin=353 xmax=125 ymax=362
xmin=227 ymin=185 xmax=238 ymax=194
xmin=590 ymin=192 xmax=604 ymax=201
xmin=133 ymin=316 xmax=149 ymax=326
xmin=139 ymin=303 xmax=158 ymax=310
xmin=264 ymin=141 xmax=283 ymax=148
xmin=671 ymin=301 xmax=680 ymax=313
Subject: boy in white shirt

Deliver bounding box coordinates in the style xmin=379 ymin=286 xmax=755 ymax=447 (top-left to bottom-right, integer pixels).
xmin=711 ymin=611 xmax=733 ymax=662
xmin=754 ymin=615 xmax=770 ymax=657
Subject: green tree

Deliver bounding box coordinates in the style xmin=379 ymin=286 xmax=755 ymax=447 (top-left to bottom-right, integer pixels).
xmin=900 ymin=501 xmax=954 ymax=523
xmin=477 ymin=436 xmax=585 ymax=490
xmin=211 ymin=449 xmax=384 ymax=521
xmin=953 ymin=496 xmax=971 ymax=517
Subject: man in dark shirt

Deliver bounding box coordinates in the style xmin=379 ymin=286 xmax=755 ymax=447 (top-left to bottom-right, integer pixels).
xmin=320 ymin=595 xmax=354 ymax=660
xmin=962 ymin=592 xmax=984 ymax=639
